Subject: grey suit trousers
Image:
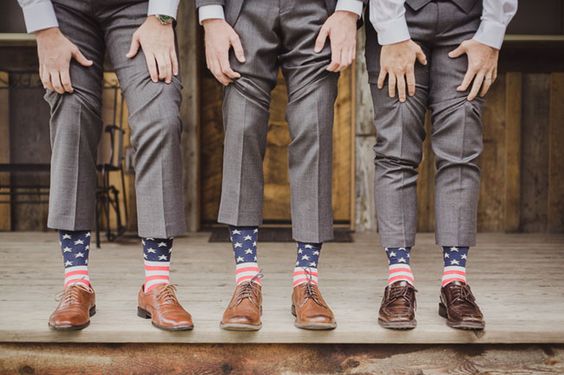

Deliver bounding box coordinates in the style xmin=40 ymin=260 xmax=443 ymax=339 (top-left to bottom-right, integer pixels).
xmin=365 ymin=0 xmax=484 ymax=247
xmin=219 ymin=0 xmax=338 ymax=243
xmin=45 ymin=0 xmax=186 ymax=238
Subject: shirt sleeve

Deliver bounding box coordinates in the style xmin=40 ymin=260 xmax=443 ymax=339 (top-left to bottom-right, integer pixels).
xmin=198 ymin=4 xmax=225 ymax=24
xmin=147 ymin=0 xmax=181 ymax=19
xmin=472 ymin=0 xmax=518 ymax=49
xmin=17 ymin=0 xmax=58 ymax=33
xmin=335 ymin=0 xmax=364 ymax=17
xmin=369 ymin=0 xmax=410 ymax=45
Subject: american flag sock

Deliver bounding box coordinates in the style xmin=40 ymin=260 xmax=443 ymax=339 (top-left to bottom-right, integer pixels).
xmin=143 ymin=237 xmax=173 ymax=293
xmin=441 ymin=246 xmax=469 ymax=286
xmin=292 ymin=242 xmax=322 ymax=287
xmin=229 ymin=226 xmax=261 ymax=285
xmin=60 ymin=230 xmax=91 ymax=288
xmin=385 ymin=247 xmax=414 ymax=285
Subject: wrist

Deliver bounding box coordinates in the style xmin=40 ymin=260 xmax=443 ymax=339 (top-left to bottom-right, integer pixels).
xmin=202 ymin=18 xmax=225 ymax=28
xmin=35 ymin=27 xmax=61 ymax=41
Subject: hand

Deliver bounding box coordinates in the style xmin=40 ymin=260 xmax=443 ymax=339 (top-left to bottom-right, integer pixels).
xmin=202 ymin=19 xmax=245 ymax=86
xmin=449 ymin=39 xmax=499 ymax=101
xmin=315 ymin=10 xmax=358 ymax=72
xmin=35 ymin=27 xmax=93 ymax=94
xmin=127 ymin=16 xmax=178 ymax=84
xmin=378 ymin=39 xmax=427 ymax=102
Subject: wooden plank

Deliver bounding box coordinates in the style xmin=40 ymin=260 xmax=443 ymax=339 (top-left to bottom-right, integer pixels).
xmin=504 ymin=72 xmax=522 ymax=232
xmin=548 ymin=72 xmax=564 ymax=233
xmin=416 ymin=112 xmax=435 ymax=232
xmin=1 ymin=343 xmax=564 ymax=374
xmin=0 ymin=72 xmax=10 ymax=231
xmin=0 ymin=232 xmax=563 ymax=344
xmin=520 ymin=74 xmax=551 ymax=232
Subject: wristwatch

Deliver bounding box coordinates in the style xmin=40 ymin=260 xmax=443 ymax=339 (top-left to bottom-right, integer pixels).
xmin=155 ymin=15 xmax=174 ymax=25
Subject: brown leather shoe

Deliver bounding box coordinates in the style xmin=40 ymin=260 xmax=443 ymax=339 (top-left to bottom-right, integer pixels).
xmin=291 ymin=282 xmax=336 ymax=330
xmin=221 ymin=281 xmax=262 ymax=331
xmin=137 ymin=284 xmax=194 ymax=331
xmin=48 ymin=284 xmax=96 ymax=330
xmin=439 ymin=281 xmax=485 ymax=330
xmin=378 ymin=281 xmax=417 ymax=329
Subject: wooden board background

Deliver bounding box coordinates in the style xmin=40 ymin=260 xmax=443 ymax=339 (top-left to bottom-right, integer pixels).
xmin=200 ymin=68 xmax=355 ymax=226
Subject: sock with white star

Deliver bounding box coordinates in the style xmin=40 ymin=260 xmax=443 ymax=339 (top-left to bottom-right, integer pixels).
xmin=143 ymin=237 xmax=173 ymax=292
xmin=60 ymin=230 xmax=91 ymax=288
xmin=385 ymin=247 xmax=414 ymax=286
xmin=292 ymin=242 xmax=322 ymax=287
xmin=441 ymin=246 xmax=469 ymax=286
xmin=229 ymin=226 xmax=261 ymax=285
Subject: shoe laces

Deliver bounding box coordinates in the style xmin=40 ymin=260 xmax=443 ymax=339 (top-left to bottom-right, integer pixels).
xmin=448 ymin=283 xmax=476 ymax=306
xmin=235 ymin=272 xmax=263 ymax=305
xmin=156 ymin=284 xmax=180 ymax=305
xmin=56 ymin=284 xmax=90 ymax=306
xmin=300 ymin=268 xmax=325 ymax=307
xmin=385 ymin=283 xmax=417 ymax=309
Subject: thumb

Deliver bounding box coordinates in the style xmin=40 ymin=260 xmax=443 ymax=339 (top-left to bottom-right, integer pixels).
xmin=448 ymin=44 xmax=465 ymax=58
xmin=126 ymin=34 xmax=140 ymax=58
xmin=314 ymin=26 xmax=329 ymax=53
xmin=72 ymin=48 xmax=93 ymax=67
xmin=416 ymin=48 xmax=427 ymax=65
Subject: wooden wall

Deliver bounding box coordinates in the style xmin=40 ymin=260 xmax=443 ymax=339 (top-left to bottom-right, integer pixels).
xmin=354 ymin=33 xmax=564 ymax=233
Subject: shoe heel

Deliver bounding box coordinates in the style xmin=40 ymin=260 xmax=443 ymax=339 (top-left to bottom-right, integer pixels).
xmin=438 ymin=302 xmax=447 ymax=319
xmin=89 ymin=305 xmax=96 ymax=317
xmin=291 ymin=305 xmax=297 ymax=317
xmin=137 ymin=307 xmax=151 ymax=319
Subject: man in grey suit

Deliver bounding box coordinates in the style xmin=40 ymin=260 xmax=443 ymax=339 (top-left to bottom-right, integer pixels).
xmin=18 ymin=0 xmax=193 ymax=331
xmin=196 ymin=0 xmax=365 ymax=330
xmin=365 ymin=0 xmax=517 ymax=330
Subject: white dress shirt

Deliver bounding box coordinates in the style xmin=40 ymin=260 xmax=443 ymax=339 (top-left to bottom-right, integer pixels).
xmin=198 ymin=0 xmax=365 ymax=24
xmin=17 ymin=0 xmax=181 ymax=33
xmin=369 ymin=0 xmax=517 ymax=49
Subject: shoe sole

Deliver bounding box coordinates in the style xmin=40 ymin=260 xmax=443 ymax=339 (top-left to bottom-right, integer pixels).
xmin=48 ymin=305 xmax=96 ymax=331
xmin=291 ymin=305 xmax=337 ymax=331
xmin=137 ymin=307 xmax=194 ymax=331
xmin=220 ymin=322 xmax=262 ymax=331
xmin=438 ymin=302 xmax=485 ymax=330
xmin=378 ymin=318 xmax=417 ymax=330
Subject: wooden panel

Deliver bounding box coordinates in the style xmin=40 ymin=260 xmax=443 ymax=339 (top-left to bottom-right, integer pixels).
xmin=548 ymin=72 xmax=564 ymax=232
xmin=504 ymin=73 xmax=522 ymax=232
xmin=520 ymin=74 xmax=551 ymax=232
xmin=1 ymin=232 xmax=564 ymax=344
xmin=0 ymin=72 xmax=9 ymax=230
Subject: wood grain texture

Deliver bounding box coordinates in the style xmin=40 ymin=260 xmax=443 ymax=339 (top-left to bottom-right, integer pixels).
xmin=548 ymin=73 xmax=564 ymax=233
xmin=1 ymin=343 xmax=564 ymax=375
xmin=0 ymin=72 xmax=10 ymax=231
xmin=504 ymin=72 xmax=522 ymax=232
xmin=1 ymin=232 xmax=563 ymax=344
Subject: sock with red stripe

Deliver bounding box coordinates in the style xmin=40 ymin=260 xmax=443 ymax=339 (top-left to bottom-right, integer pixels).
xmin=60 ymin=230 xmax=91 ymax=288
xmin=293 ymin=242 xmax=322 ymax=287
xmin=143 ymin=237 xmax=172 ymax=292
xmin=441 ymin=246 xmax=469 ymax=286
xmin=385 ymin=247 xmax=414 ymax=285
xmin=229 ymin=226 xmax=261 ymax=285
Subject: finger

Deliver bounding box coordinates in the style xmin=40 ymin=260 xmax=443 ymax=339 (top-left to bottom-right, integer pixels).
xmin=50 ymin=71 xmax=64 ymax=94
xmin=314 ymin=26 xmax=329 ymax=53
xmin=388 ymin=73 xmax=396 ymax=98
xmin=71 ymin=47 xmax=93 ymax=67
xmin=397 ymin=73 xmax=407 ymax=102
xmin=60 ymin=66 xmax=73 ymax=93
xmin=480 ymin=71 xmax=493 ymax=97
xmin=230 ymin=35 xmax=246 ymax=63
xmin=40 ymin=65 xmax=51 ymax=90
xmin=377 ymin=69 xmax=387 ymax=89
xmin=492 ymin=66 xmax=498 ymax=82
xmin=126 ymin=34 xmax=140 ymax=58
xmin=210 ymin=57 xmax=232 ymax=86
xmin=415 ymin=47 xmax=427 ymax=65
xmin=171 ymin=49 xmax=179 ymax=76
xmin=219 ymin=51 xmax=240 ymax=79
xmin=156 ymin=54 xmax=172 ymax=83
xmin=448 ymin=45 xmax=465 ymax=58
xmin=457 ymin=68 xmax=476 ymax=92
xmin=338 ymin=49 xmax=349 ymax=72
xmin=406 ymin=66 xmax=416 ymax=96
xmin=145 ymin=53 xmax=159 ymax=82
xmin=468 ymin=71 xmax=485 ymax=101
xmin=326 ymin=47 xmax=341 ymax=72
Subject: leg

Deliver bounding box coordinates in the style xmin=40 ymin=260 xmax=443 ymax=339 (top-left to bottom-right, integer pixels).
xmin=102 ymin=1 xmax=185 ymax=239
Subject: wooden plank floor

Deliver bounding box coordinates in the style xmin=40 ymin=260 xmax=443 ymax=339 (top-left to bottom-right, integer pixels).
xmin=0 ymin=232 xmax=563 ymax=344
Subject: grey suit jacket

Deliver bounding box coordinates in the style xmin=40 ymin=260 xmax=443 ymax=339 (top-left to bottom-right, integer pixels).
xmin=195 ymin=0 xmax=368 ymax=24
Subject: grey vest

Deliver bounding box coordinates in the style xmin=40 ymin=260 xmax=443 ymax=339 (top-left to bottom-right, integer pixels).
xmin=406 ymin=0 xmax=479 ymax=13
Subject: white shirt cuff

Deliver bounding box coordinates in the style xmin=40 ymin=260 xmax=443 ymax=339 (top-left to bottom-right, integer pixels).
xmin=472 ymin=20 xmax=506 ymax=49
xmin=335 ymin=0 xmax=364 ymax=17
xmin=21 ymin=2 xmax=59 ymax=33
xmin=371 ymin=15 xmax=410 ymax=45
xmin=148 ymin=0 xmax=180 ymax=19
xmin=199 ymin=5 xmax=225 ymax=24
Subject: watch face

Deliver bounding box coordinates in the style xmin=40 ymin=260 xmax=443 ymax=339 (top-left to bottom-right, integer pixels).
xmin=157 ymin=15 xmax=173 ymax=24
